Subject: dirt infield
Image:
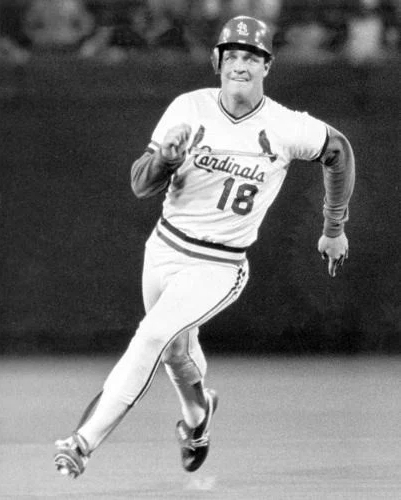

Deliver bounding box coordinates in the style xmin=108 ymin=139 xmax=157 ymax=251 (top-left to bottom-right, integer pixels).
xmin=2 ymin=355 xmax=401 ymax=499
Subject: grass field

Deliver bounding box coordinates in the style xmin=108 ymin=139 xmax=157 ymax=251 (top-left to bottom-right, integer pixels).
xmin=2 ymin=355 xmax=401 ymax=499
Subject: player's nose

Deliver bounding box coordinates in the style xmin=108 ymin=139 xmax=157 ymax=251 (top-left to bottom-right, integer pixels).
xmin=232 ymin=57 xmax=247 ymax=72
xmin=233 ymin=64 xmax=247 ymax=75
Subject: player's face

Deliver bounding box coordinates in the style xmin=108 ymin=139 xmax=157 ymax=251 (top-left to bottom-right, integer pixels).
xmin=220 ymin=49 xmax=269 ymax=101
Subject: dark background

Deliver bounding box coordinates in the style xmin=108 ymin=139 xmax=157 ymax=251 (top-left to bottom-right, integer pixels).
xmin=1 ymin=54 xmax=400 ymax=355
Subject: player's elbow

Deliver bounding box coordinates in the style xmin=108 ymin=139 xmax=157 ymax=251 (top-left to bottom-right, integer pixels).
xmin=131 ymin=181 xmax=154 ymax=199
xmin=131 ymin=179 xmax=147 ymax=199
xmin=130 ymin=171 xmax=164 ymax=199
xmin=322 ymin=126 xmax=355 ymax=171
xmin=130 ymin=160 xmax=150 ymax=199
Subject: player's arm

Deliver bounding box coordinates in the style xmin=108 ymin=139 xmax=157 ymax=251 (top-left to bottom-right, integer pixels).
xmin=317 ymin=124 xmax=355 ymax=277
xmin=131 ymin=124 xmax=191 ymax=199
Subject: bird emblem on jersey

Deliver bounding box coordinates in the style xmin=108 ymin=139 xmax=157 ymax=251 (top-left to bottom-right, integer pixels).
xmin=188 ymin=125 xmax=205 ymax=154
xmin=259 ymin=130 xmax=278 ymax=162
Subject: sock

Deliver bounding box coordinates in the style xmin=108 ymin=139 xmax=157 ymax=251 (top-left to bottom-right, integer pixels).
xmin=178 ymin=384 xmax=206 ymax=428
xmin=166 ymin=372 xmax=207 ymax=428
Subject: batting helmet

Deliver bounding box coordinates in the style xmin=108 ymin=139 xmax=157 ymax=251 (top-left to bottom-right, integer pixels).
xmin=211 ymin=16 xmax=274 ymax=74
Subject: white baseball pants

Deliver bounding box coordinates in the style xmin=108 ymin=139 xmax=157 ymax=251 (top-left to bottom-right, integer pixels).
xmin=101 ymin=229 xmax=249 ymax=406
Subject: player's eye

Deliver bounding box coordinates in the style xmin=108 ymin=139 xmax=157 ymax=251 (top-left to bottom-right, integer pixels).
xmin=223 ymin=52 xmax=236 ymax=61
xmin=247 ymin=54 xmax=260 ymax=63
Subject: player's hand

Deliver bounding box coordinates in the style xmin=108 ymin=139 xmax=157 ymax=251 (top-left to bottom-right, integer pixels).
xmin=318 ymin=233 xmax=349 ymax=278
xmin=161 ymin=124 xmax=191 ymax=162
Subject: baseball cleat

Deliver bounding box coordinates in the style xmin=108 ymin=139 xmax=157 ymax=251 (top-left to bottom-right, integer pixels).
xmin=175 ymin=388 xmax=218 ymax=472
xmin=54 ymin=432 xmax=90 ymax=478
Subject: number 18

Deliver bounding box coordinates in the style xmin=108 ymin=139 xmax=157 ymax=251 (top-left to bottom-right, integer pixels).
xmin=217 ymin=177 xmax=258 ymax=215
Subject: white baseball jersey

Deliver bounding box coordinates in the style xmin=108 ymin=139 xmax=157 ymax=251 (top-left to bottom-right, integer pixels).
xmin=145 ymin=88 xmax=327 ymax=263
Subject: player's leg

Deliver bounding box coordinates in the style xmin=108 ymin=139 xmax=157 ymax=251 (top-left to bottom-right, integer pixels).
xmin=68 ymin=239 xmax=166 ymax=445
xmin=56 ymin=243 xmax=247 ymax=476
xmin=55 ymin=240 xmax=165 ymax=477
xmin=162 ymin=328 xmax=218 ymax=472
xmin=62 ymin=330 xmax=206 ymax=473
xmin=142 ymin=241 xmax=208 ymax=428
xmin=80 ymin=258 xmax=246 ymax=451
xmin=162 ymin=327 xmax=207 ymax=428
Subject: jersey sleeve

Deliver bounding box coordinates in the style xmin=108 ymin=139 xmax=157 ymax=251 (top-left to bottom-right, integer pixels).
xmin=132 ymin=92 xmax=192 ymax=198
xmin=288 ymin=111 xmax=328 ymax=162
xmin=147 ymin=93 xmax=192 ymax=153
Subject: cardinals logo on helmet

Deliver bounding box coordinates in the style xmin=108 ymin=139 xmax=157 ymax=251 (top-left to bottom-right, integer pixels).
xmin=236 ymin=22 xmax=249 ymax=37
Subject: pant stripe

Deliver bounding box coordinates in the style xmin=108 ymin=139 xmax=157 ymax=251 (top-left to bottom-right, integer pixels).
xmin=129 ymin=266 xmax=246 ymax=407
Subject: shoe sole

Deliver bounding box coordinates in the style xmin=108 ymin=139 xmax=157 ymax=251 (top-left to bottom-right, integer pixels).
xmin=54 ymin=451 xmax=85 ymax=478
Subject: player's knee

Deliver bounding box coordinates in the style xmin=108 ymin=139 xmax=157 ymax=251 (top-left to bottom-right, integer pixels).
xmin=134 ymin=319 xmax=178 ymax=357
xmin=162 ymin=349 xmax=186 ymax=366
xmin=163 ymin=352 xmax=206 ymax=385
xmin=161 ymin=335 xmax=188 ymax=364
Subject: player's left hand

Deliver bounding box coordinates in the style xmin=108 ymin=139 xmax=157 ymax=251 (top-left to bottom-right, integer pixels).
xmin=318 ymin=233 xmax=349 ymax=278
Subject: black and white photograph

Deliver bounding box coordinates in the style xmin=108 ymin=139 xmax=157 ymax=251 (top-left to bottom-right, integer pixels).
xmin=1 ymin=0 xmax=400 ymax=498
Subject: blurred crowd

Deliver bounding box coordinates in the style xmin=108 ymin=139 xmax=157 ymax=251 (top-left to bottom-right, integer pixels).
xmin=0 ymin=0 xmax=400 ymax=66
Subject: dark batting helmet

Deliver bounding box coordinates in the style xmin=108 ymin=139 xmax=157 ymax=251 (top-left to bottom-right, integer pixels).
xmin=211 ymin=16 xmax=274 ymax=74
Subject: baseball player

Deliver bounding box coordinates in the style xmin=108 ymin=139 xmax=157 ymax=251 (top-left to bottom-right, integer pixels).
xmin=54 ymin=15 xmax=355 ymax=478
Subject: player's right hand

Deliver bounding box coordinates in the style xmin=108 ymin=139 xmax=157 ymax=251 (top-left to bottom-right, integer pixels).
xmin=161 ymin=124 xmax=191 ymax=162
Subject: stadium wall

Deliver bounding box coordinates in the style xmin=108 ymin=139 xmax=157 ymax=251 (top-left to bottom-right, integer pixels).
xmin=1 ymin=55 xmax=400 ymax=354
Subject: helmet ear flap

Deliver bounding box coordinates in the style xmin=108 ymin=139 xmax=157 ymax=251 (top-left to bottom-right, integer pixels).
xmin=211 ymin=47 xmax=220 ymax=74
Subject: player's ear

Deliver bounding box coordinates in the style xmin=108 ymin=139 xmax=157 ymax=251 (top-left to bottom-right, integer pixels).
xmin=211 ymin=47 xmax=220 ymax=74
xmin=263 ymin=57 xmax=273 ymax=77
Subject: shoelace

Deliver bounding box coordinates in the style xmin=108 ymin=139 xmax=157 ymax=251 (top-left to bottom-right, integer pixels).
xmin=178 ymin=391 xmax=214 ymax=450
xmin=190 ymin=433 xmax=210 ymax=448
xmin=178 ymin=422 xmax=210 ymax=449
